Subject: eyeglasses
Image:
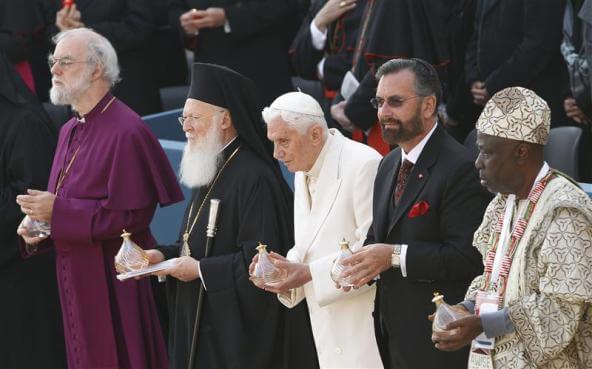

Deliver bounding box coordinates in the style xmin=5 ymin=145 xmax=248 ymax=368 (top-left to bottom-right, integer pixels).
xmin=48 ymin=55 xmax=90 ymax=70
xmin=177 ymin=111 xmax=225 ymax=126
xmin=370 ymin=95 xmax=423 ymax=109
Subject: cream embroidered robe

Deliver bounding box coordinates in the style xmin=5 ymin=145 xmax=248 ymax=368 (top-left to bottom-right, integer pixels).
xmin=466 ymin=173 xmax=592 ymax=369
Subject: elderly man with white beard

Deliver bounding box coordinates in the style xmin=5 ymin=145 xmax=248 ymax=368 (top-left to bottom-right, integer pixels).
xmin=145 ymin=63 xmax=318 ymax=369
xmin=15 ymin=28 xmax=183 ymax=369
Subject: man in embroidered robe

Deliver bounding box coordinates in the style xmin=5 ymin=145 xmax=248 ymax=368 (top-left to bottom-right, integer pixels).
xmin=249 ymin=91 xmax=383 ymax=368
xmin=433 ymin=86 xmax=592 ymax=369
xmin=146 ymin=63 xmax=318 ymax=369
xmin=15 ymin=28 xmax=184 ymax=369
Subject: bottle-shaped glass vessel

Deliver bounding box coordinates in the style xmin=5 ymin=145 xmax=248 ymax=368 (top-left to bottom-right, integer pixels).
xmin=114 ymin=230 xmax=149 ymax=274
xmin=253 ymin=243 xmax=285 ymax=285
xmin=431 ymin=292 xmax=469 ymax=332
xmin=19 ymin=215 xmax=51 ymax=238
xmin=330 ymin=238 xmax=354 ymax=287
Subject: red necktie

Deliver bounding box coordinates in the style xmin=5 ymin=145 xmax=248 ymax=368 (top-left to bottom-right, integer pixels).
xmin=394 ymin=159 xmax=414 ymax=205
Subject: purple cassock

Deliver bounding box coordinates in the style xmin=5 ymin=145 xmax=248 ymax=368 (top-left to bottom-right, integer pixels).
xmin=43 ymin=92 xmax=183 ymax=369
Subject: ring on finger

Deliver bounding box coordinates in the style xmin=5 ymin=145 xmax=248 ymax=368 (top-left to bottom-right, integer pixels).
xmin=339 ymin=1 xmax=347 ymax=7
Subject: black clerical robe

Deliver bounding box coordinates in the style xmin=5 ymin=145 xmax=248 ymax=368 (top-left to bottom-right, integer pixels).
xmin=160 ymin=139 xmax=317 ymax=369
xmin=0 ymin=54 xmax=66 ymax=368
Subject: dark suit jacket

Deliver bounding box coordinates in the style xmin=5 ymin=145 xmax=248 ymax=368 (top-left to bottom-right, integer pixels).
xmin=366 ymin=125 xmax=491 ymax=369
xmin=465 ymin=0 xmax=569 ymax=126
xmin=168 ymin=0 xmax=300 ymax=106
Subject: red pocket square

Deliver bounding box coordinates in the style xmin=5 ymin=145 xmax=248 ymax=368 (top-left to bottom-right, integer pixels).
xmin=408 ymin=201 xmax=430 ymax=218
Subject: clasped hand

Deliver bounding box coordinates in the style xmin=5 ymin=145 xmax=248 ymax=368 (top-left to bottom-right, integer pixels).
xmin=16 ymin=189 xmax=55 ymax=223
xmin=180 ymin=8 xmax=226 ymax=35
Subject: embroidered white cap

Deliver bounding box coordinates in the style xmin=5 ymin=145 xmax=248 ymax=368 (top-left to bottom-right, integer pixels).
xmin=476 ymin=86 xmax=551 ymax=145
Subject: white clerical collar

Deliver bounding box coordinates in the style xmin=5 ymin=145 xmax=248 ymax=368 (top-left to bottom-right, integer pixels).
xmin=219 ymin=136 xmax=237 ymax=153
xmin=401 ymin=122 xmax=438 ymax=165
xmin=74 ymin=112 xmax=86 ymax=124
xmin=305 ymin=129 xmax=333 ymax=180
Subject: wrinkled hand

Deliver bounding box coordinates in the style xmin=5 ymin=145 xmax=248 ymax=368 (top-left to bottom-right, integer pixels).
xmin=154 ymin=256 xmax=200 ymax=282
xmin=313 ymin=0 xmax=357 ymax=32
xmin=16 ymin=190 xmax=55 ymax=223
xmin=180 ymin=7 xmax=226 ymax=35
xmin=56 ymin=4 xmax=84 ymax=31
xmin=331 ymin=101 xmax=356 ymax=132
xmin=341 ymin=243 xmax=393 ymax=288
xmin=471 ymin=81 xmax=489 ymax=106
xmin=261 ymin=252 xmax=311 ymax=294
xmin=564 ymin=97 xmax=591 ymax=125
xmin=432 ymin=314 xmax=483 ymax=352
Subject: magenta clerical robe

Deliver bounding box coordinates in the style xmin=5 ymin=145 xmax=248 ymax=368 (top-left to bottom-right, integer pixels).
xmin=44 ymin=92 xmax=183 ymax=369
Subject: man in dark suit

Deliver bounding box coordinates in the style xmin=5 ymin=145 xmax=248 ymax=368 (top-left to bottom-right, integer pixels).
xmin=465 ymin=0 xmax=569 ymax=126
xmin=343 ymin=58 xmax=492 ymax=369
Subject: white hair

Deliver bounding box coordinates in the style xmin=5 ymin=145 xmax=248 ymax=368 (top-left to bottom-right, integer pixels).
xmin=53 ymin=28 xmax=121 ymax=87
xmin=261 ymin=107 xmax=328 ymax=136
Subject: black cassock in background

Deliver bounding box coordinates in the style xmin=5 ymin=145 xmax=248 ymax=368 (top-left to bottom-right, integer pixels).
xmin=0 ymin=51 xmax=66 ymax=369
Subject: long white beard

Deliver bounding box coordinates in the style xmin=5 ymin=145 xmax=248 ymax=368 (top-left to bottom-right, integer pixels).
xmin=179 ymin=124 xmax=224 ymax=188
xmin=49 ymin=69 xmax=92 ymax=106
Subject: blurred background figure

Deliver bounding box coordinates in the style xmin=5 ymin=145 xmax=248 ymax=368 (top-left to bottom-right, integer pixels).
xmin=561 ymin=0 xmax=592 ymax=182
xmin=0 ymin=51 xmax=66 ymax=369
xmin=329 ymin=0 xmax=450 ymax=155
xmin=167 ymin=0 xmax=304 ymax=106
xmin=0 ymin=0 xmax=53 ymax=102
xmin=45 ymin=0 xmax=181 ymax=115
xmin=465 ymin=0 xmax=569 ymax=127
xmin=437 ymin=0 xmax=478 ymax=143
xmin=562 ymin=0 xmax=592 ymax=126
xmin=289 ymin=0 xmax=363 ymax=128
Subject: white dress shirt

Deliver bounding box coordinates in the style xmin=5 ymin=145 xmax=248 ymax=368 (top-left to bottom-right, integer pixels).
xmin=397 ymin=123 xmax=438 ymax=277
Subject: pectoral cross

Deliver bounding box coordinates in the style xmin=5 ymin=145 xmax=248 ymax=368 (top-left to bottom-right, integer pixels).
xmin=181 ymin=232 xmax=191 ymax=257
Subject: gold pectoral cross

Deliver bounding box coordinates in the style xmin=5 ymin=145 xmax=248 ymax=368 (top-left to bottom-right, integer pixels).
xmin=181 ymin=232 xmax=191 ymax=257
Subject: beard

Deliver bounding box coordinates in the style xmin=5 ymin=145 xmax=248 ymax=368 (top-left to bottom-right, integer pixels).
xmin=49 ymin=68 xmax=92 ymax=106
xmin=179 ymin=122 xmax=224 ymax=188
xmin=380 ymin=105 xmax=424 ymax=146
